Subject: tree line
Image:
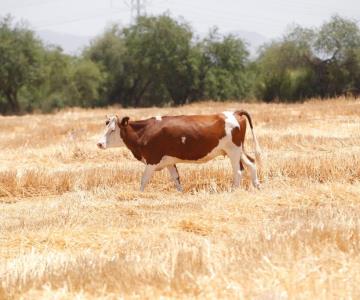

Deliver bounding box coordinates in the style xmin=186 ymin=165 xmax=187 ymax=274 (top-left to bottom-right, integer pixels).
xmin=0 ymin=14 xmax=359 ymax=114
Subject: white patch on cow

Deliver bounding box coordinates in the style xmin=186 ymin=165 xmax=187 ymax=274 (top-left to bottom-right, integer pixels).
xmin=155 ymin=115 xmax=162 ymax=121
xmin=222 ymin=111 xmax=239 ymax=136
xmin=97 ymin=116 xmax=124 ymax=149
xmin=141 ymin=157 xmax=147 ymax=164
xmin=181 ymin=136 xmax=186 ymax=144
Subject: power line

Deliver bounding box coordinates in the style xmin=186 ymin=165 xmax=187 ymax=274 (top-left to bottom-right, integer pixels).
xmin=124 ymin=0 xmax=147 ymax=22
xmin=33 ymin=8 xmax=125 ymax=29
xmin=2 ymin=0 xmax=58 ymax=10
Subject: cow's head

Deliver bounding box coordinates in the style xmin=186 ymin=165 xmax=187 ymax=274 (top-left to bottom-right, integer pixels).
xmin=97 ymin=115 xmax=126 ymax=149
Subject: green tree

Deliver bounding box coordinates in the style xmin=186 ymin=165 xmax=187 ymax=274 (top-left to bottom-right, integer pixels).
xmin=255 ymin=15 xmax=360 ymax=101
xmin=86 ymin=15 xmax=198 ymax=106
xmin=86 ymin=16 xmax=251 ymax=106
xmin=0 ymin=16 xmax=43 ymax=113
xmin=69 ymin=58 xmax=105 ymax=107
xmin=25 ymin=46 xmax=104 ymax=112
xmin=312 ymin=15 xmax=360 ymax=96
xmin=285 ymin=16 xmax=360 ymax=97
xmin=255 ymin=39 xmax=315 ymax=101
xmin=26 ymin=46 xmax=72 ymax=112
xmin=85 ymin=25 xmax=127 ymax=104
xmin=191 ymin=29 xmax=250 ymax=101
xmin=123 ymin=15 xmax=196 ymax=106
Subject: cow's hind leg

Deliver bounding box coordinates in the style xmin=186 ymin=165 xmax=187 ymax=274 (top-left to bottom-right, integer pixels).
xmin=140 ymin=164 xmax=156 ymax=192
xmin=227 ymin=150 xmax=242 ymax=188
xmin=167 ymin=165 xmax=183 ymax=192
xmin=241 ymin=153 xmax=260 ymax=189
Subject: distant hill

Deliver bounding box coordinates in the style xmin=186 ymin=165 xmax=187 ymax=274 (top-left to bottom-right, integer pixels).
xmin=36 ymin=30 xmax=92 ymax=54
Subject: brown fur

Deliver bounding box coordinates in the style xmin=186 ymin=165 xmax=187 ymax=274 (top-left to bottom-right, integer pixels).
xmin=119 ymin=115 xmax=227 ymax=165
xmin=231 ymin=115 xmax=247 ymax=147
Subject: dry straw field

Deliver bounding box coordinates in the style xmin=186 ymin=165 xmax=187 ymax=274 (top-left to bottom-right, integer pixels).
xmin=1 ymin=98 xmax=360 ymax=299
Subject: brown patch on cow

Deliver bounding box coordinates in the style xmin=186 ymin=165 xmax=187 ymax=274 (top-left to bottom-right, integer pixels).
xmin=120 ymin=116 xmax=129 ymax=127
xmin=120 ymin=115 xmax=226 ymax=165
xmin=231 ymin=115 xmax=247 ymax=146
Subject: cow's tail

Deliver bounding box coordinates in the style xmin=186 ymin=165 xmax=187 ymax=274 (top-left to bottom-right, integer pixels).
xmin=236 ymin=110 xmax=262 ymax=161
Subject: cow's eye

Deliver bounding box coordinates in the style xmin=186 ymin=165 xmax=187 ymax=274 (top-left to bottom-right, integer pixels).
xmin=105 ymin=120 xmax=110 ymax=126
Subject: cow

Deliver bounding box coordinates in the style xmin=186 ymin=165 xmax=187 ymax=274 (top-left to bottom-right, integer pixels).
xmin=97 ymin=110 xmax=261 ymax=192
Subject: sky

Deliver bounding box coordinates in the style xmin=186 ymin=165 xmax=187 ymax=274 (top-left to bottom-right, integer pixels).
xmin=1 ymin=0 xmax=359 ymax=39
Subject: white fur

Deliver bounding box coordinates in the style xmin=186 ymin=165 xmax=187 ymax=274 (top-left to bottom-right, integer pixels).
xmin=155 ymin=116 xmax=162 ymax=121
xmin=97 ymin=116 xmax=124 ymax=149
xmin=222 ymin=111 xmax=239 ymax=136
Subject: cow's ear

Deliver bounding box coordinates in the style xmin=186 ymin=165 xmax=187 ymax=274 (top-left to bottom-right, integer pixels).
xmin=120 ymin=116 xmax=130 ymax=127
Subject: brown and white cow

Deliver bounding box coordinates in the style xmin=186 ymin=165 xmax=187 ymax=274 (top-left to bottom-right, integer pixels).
xmin=97 ymin=111 xmax=261 ymax=191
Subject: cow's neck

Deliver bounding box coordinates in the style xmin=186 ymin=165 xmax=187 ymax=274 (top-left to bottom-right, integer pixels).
xmin=120 ymin=121 xmax=147 ymax=161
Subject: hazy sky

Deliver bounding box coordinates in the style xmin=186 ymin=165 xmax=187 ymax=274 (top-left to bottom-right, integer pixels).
xmin=1 ymin=0 xmax=359 ymax=38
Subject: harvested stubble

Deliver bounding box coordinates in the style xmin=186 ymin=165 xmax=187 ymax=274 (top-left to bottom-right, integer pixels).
xmin=1 ymin=98 xmax=360 ymax=299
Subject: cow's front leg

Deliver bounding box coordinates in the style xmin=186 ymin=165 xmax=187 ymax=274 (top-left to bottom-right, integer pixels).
xmin=167 ymin=165 xmax=183 ymax=192
xmin=140 ymin=164 xmax=156 ymax=191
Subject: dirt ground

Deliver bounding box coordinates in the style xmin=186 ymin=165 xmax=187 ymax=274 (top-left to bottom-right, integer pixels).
xmin=1 ymin=98 xmax=360 ymax=299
